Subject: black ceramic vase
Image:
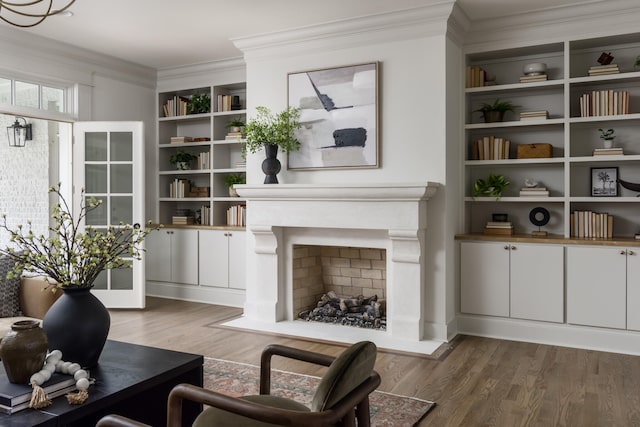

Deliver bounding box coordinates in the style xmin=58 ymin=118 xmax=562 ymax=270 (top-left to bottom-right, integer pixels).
xmin=42 ymin=287 xmax=110 ymax=368
xmin=261 ymin=144 xmax=281 ymax=184
xmin=0 ymin=320 xmax=48 ymax=383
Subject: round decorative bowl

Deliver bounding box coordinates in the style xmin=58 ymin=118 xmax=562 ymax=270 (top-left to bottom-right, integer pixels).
xmin=523 ymin=62 xmax=547 ymax=75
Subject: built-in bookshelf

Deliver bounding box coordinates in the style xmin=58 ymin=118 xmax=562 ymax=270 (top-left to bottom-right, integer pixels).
xmin=157 ymin=83 xmax=246 ymax=227
xmin=463 ymin=33 xmax=640 ymax=240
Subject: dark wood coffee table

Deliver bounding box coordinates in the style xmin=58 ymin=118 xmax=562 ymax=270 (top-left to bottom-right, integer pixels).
xmin=0 ymin=340 xmax=203 ymax=426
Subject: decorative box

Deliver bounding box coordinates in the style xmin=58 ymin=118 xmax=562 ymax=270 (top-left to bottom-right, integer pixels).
xmin=516 ymin=143 xmax=552 ymax=159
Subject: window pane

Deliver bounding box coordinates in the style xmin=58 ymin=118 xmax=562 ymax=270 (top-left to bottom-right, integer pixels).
xmin=86 ymin=196 xmax=107 ymax=226
xmin=86 ymin=132 xmax=108 ymax=161
xmin=111 ymin=267 xmax=133 ymax=290
xmin=111 ymin=196 xmax=132 ymax=224
xmin=42 ymin=86 xmax=64 ymax=112
xmin=85 ymin=164 xmax=107 ymax=193
xmin=110 ymin=132 xmax=132 ymax=161
xmin=0 ymin=78 xmax=11 ymax=104
xmin=110 ymin=164 xmax=132 ymax=193
xmin=15 ymin=81 xmax=39 ymax=109
xmin=93 ymin=270 xmax=108 ymax=290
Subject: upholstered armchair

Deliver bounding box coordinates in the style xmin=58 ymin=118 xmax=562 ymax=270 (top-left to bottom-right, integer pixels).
xmin=97 ymin=340 xmax=380 ymax=427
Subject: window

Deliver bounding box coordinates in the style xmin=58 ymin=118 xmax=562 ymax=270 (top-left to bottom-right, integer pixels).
xmin=0 ymin=77 xmax=70 ymax=113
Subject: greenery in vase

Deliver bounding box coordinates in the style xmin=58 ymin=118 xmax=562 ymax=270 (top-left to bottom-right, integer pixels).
xmin=225 ymin=116 xmax=246 ymax=128
xmin=187 ymin=92 xmax=211 ymax=114
xmin=0 ymin=184 xmax=157 ymax=289
xmin=242 ymin=106 xmax=302 ymax=157
xmin=474 ymin=98 xmax=518 ymax=119
xmin=598 ymin=128 xmax=615 ymax=141
xmin=223 ymin=173 xmax=246 ymax=187
xmin=473 ymin=173 xmax=510 ymax=200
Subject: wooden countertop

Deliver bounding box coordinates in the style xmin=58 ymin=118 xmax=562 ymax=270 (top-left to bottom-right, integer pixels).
xmin=455 ymin=233 xmax=640 ymax=247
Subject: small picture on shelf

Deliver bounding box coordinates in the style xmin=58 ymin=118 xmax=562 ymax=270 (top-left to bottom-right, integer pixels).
xmin=591 ymin=167 xmax=618 ymax=197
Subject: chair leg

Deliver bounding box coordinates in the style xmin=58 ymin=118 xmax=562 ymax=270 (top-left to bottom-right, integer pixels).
xmin=355 ymin=398 xmax=371 ymax=427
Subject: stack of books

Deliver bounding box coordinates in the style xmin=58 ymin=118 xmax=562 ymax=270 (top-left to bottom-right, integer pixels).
xmin=0 ymin=373 xmax=76 ymax=414
xmin=588 ymin=64 xmax=620 ymax=76
xmin=170 ymin=136 xmax=193 ymax=144
xmin=225 ymin=131 xmax=244 ymax=141
xmin=519 ymin=187 xmax=549 ymax=197
xmin=579 ymin=90 xmax=629 ymax=116
xmin=593 ymin=147 xmax=623 ymax=156
xmin=196 ymin=152 xmax=211 ymax=169
xmin=483 ymin=221 xmax=514 ymax=235
xmin=519 ymin=73 xmax=548 ymax=83
xmin=227 ymin=204 xmax=246 ymax=227
xmin=169 ymin=179 xmax=190 ymax=198
xmin=571 ymin=210 xmax=613 ymax=239
xmin=172 ymin=216 xmax=195 ymax=225
xmin=235 ymin=160 xmax=246 ymax=169
xmin=520 ymin=110 xmax=548 ymax=121
xmin=200 ymin=205 xmax=210 ymax=225
xmin=472 ymin=136 xmax=510 ymax=160
xmin=163 ymin=96 xmax=189 ymax=117
xmin=465 ymin=66 xmax=486 ymax=88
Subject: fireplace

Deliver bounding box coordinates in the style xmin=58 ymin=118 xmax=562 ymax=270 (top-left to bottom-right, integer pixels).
xmin=227 ymin=183 xmax=441 ymax=354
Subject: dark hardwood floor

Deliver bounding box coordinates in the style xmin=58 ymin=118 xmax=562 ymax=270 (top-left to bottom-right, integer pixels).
xmin=107 ymin=297 xmax=640 ymax=426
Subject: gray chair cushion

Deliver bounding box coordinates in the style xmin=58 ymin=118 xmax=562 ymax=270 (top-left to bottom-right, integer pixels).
xmin=311 ymin=341 xmax=377 ymax=411
xmin=193 ymin=394 xmax=310 ymax=427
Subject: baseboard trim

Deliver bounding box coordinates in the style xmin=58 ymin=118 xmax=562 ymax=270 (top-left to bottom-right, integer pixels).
xmin=146 ymin=281 xmax=245 ymax=307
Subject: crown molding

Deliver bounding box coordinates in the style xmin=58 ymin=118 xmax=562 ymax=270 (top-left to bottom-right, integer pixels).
xmin=0 ymin=26 xmax=155 ymax=88
xmin=446 ymin=2 xmax=471 ymax=47
xmin=232 ymin=2 xmax=456 ymax=61
xmin=463 ymin=0 xmax=640 ymax=53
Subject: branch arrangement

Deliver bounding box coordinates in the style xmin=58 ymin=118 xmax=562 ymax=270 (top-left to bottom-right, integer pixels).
xmin=0 ymin=184 xmax=158 ymax=288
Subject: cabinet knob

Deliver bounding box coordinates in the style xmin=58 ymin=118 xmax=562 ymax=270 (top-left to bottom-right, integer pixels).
xmin=621 ymin=250 xmax=627 ymax=255
xmin=504 ymin=245 xmax=509 ymax=250
xmin=630 ymin=250 xmax=636 ymax=256
xmin=511 ymin=246 xmax=517 ymax=250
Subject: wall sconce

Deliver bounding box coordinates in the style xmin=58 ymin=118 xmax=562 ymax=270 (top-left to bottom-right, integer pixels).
xmin=7 ymin=117 xmax=32 ymax=147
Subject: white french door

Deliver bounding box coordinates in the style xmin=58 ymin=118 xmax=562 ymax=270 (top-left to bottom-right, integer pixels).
xmin=73 ymin=122 xmax=146 ymax=308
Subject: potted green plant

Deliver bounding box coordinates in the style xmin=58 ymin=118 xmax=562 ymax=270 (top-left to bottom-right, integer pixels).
xmin=598 ymin=128 xmax=615 ymax=148
xmin=475 ymin=98 xmax=518 ymax=123
xmin=226 ymin=117 xmax=246 ymax=133
xmin=170 ymin=150 xmax=197 ymax=170
xmin=473 ymin=173 xmax=510 ymax=199
xmin=0 ymin=184 xmax=157 ymax=367
xmin=243 ymin=106 xmax=302 ymax=184
xmin=223 ymin=173 xmax=246 ymax=197
xmin=187 ymin=92 xmax=210 ymax=114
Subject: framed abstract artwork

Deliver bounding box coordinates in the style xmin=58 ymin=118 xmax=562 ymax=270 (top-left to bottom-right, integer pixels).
xmin=287 ymin=62 xmax=379 ymax=170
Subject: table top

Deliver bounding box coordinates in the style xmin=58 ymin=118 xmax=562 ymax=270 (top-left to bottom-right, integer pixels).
xmin=0 ymin=340 xmax=203 ymax=426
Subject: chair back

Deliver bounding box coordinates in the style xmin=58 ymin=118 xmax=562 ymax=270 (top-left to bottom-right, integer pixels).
xmin=311 ymin=341 xmax=377 ymax=412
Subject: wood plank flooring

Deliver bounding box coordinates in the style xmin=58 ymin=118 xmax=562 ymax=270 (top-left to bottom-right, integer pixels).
xmin=108 ymin=297 xmax=640 ymax=426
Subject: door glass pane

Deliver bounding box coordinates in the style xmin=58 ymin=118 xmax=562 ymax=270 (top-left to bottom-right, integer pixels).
xmin=15 ymin=81 xmax=39 ymax=108
xmin=111 ymin=196 xmax=132 ymax=224
xmin=85 ymin=164 xmax=107 ymax=193
xmin=0 ymin=78 xmax=10 ymax=104
xmin=86 ymin=196 xmax=107 ymax=225
xmin=110 ymin=164 xmax=132 ymax=193
xmin=85 ymin=132 xmax=108 ymax=161
xmin=111 ymin=267 xmax=133 ymax=290
xmin=110 ymin=132 xmax=132 ymax=161
xmin=42 ymin=86 xmax=64 ymax=112
xmin=93 ymin=270 xmax=108 ymax=290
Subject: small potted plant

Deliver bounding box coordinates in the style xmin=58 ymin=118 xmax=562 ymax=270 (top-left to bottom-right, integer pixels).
xmin=598 ymin=128 xmax=615 ymax=149
xmin=223 ymin=173 xmax=246 ymax=197
xmin=475 ymin=98 xmax=518 ymax=123
xmin=170 ymin=150 xmax=197 ymax=170
xmin=473 ymin=173 xmax=510 ymax=200
xmin=187 ymin=92 xmax=210 ymax=114
xmin=243 ymin=106 xmax=302 ymax=184
xmin=226 ymin=117 xmax=245 ymax=133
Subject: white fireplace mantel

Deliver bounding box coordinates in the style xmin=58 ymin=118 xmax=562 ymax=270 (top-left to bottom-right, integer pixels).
xmin=232 ymin=182 xmax=441 ymax=353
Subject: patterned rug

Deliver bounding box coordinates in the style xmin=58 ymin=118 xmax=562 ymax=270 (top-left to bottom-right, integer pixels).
xmin=203 ymin=357 xmax=435 ymax=426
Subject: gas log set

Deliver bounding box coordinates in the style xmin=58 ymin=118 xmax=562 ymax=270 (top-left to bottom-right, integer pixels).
xmin=298 ymin=291 xmax=386 ymax=330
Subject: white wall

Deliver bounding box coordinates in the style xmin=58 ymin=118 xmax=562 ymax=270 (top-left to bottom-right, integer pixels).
xmin=237 ymin=4 xmax=460 ymax=340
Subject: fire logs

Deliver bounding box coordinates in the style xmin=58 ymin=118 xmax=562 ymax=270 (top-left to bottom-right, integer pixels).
xmin=298 ymin=291 xmax=386 ymax=329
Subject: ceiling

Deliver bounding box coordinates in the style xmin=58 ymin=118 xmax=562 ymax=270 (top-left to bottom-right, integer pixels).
xmin=2 ymin=0 xmax=605 ymax=70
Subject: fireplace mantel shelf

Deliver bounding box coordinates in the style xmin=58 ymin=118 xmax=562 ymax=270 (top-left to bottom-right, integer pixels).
xmin=235 ymin=182 xmax=440 ymax=201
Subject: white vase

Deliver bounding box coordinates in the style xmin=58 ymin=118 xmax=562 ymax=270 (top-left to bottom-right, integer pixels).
xmin=603 ymin=139 xmax=614 ymax=149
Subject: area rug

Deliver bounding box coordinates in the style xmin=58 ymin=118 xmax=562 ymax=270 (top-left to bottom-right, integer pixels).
xmin=203 ymin=357 xmax=435 ymax=426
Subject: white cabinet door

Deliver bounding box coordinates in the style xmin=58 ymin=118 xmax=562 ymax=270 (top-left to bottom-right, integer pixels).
xmin=145 ymin=229 xmax=172 ymax=282
xmin=567 ymin=246 xmax=626 ymax=329
xmin=171 ymin=229 xmax=199 ymax=285
xmin=461 ymin=241 xmax=510 ymax=317
xmin=627 ymin=248 xmax=640 ymax=331
xmin=198 ymin=230 xmax=229 ymax=288
xmin=228 ymin=230 xmax=246 ymax=290
xmin=510 ymin=244 xmax=564 ymax=323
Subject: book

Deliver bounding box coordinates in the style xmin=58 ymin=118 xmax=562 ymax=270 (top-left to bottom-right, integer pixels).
xmin=593 ymin=148 xmax=623 ymax=156
xmin=0 ymin=384 xmax=76 ymax=414
xmin=485 ymin=221 xmax=512 ymax=228
xmin=0 ymin=372 xmax=76 ymax=408
xmin=483 ymin=226 xmax=514 ymax=235
xmin=635 ymin=233 xmax=640 ymax=240
xmin=519 ymin=190 xmax=549 ymax=196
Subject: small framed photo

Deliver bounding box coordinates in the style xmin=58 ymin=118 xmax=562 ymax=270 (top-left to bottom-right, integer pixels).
xmin=591 ymin=167 xmax=618 ymax=197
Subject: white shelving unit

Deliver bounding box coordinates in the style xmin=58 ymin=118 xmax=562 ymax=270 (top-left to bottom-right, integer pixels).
xmin=156 ymin=83 xmax=246 ymax=227
xmin=464 ymin=34 xmax=640 ymax=238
